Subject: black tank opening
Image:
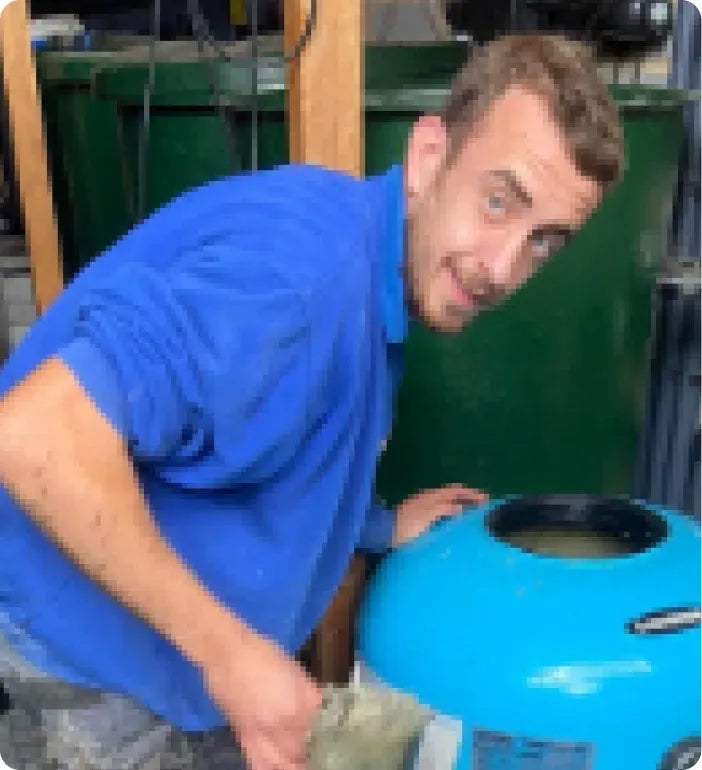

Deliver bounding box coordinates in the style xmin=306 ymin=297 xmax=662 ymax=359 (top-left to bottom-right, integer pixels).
xmin=486 ymin=495 xmax=668 ymax=559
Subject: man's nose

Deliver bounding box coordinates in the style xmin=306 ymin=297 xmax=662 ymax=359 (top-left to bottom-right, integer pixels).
xmin=487 ymin=226 xmax=532 ymax=292
xmin=467 ymin=262 xmax=506 ymax=306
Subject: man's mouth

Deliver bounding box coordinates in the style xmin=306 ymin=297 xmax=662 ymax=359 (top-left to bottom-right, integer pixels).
xmin=447 ymin=264 xmax=486 ymax=312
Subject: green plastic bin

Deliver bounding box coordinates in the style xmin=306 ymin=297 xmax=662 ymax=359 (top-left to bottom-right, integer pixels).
xmin=36 ymin=41 xmax=688 ymax=499
xmin=37 ymin=47 xmax=136 ymax=279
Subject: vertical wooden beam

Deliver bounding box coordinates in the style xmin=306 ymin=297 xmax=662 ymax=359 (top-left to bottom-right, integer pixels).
xmin=313 ymin=556 xmax=368 ymax=685
xmin=284 ymin=0 xmax=365 ymax=685
xmin=0 ymin=0 xmax=64 ymax=314
xmin=285 ymin=0 xmax=363 ymax=176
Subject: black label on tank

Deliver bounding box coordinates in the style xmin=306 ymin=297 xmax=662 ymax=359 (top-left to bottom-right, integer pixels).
xmin=626 ymin=606 xmax=701 ymax=635
xmin=473 ymin=729 xmax=593 ymax=769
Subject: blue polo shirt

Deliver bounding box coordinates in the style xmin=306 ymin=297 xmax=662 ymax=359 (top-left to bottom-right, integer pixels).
xmin=0 ymin=164 xmax=407 ymax=730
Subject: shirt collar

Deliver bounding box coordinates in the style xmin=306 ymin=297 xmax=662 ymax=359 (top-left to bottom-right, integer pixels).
xmin=374 ymin=164 xmax=409 ymax=345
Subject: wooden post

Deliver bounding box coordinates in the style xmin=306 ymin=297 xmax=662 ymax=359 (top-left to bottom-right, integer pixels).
xmin=0 ymin=0 xmax=64 ymax=314
xmin=285 ymin=0 xmax=363 ymax=176
xmin=284 ymin=0 xmax=365 ymax=685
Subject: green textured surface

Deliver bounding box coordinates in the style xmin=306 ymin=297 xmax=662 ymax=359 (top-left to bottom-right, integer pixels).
xmin=38 ymin=50 xmax=133 ymax=278
xmin=36 ymin=43 xmax=687 ymax=498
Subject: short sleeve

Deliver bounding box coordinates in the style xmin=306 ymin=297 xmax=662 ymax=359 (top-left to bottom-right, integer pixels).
xmin=58 ymin=251 xmax=310 ymax=470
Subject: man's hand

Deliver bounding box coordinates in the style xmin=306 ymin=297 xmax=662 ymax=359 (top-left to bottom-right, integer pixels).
xmin=392 ymin=485 xmax=488 ymax=547
xmin=202 ymin=624 xmax=322 ymax=770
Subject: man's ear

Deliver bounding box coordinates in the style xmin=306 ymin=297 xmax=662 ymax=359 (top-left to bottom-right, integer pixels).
xmin=405 ymin=115 xmax=448 ymax=208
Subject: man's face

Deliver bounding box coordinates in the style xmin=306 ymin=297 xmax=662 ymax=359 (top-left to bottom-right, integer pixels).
xmin=404 ymin=86 xmax=603 ymax=333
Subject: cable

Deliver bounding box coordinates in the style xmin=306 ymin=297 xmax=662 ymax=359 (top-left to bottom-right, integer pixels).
xmin=187 ymin=0 xmax=239 ymax=172
xmin=186 ymin=0 xmax=317 ymax=68
xmin=185 ymin=0 xmax=317 ymax=173
xmin=283 ymin=0 xmax=317 ymax=65
xmin=137 ymin=0 xmax=160 ymax=221
xmin=252 ymin=0 xmax=259 ymax=171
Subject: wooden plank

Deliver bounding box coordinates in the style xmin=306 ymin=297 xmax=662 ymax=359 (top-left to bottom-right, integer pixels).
xmin=284 ymin=0 xmax=365 ymax=684
xmin=0 ymin=0 xmax=64 ymax=314
xmin=311 ymin=556 xmax=368 ymax=684
xmin=285 ymin=0 xmax=363 ymax=176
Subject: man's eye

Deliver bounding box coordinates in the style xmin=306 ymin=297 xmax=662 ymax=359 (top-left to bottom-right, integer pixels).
xmin=531 ymin=233 xmax=551 ymax=260
xmin=486 ymin=193 xmax=506 ymax=216
xmin=531 ymin=233 xmax=567 ymax=262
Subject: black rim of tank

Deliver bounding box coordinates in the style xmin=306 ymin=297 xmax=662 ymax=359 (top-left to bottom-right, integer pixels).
xmin=486 ymin=495 xmax=669 ymax=559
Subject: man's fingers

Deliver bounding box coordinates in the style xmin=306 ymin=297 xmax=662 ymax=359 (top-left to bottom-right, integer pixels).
xmin=261 ymin=740 xmax=306 ymax=770
xmin=444 ymin=485 xmax=488 ymax=502
xmin=426 ymin=486 xmax=488 ymax=505
xmin=264 ymin=724 xmax=310 ymax=764
xmin=244 ymin=733 xmax=307 ymax=770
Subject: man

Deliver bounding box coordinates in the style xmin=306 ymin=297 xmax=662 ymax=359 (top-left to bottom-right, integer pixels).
xmin=0 ymin=33 xmax=622 ymax=770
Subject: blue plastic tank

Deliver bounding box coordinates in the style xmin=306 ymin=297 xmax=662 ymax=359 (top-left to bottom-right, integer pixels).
xmin=357 ymin=495 xmax=701 ymax=769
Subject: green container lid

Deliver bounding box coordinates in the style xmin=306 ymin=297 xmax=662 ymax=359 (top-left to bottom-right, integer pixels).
xmin=71 ymin=40 xmax=472 ymax=109
xmin=38 ymin=39 xmax=693 ymax=114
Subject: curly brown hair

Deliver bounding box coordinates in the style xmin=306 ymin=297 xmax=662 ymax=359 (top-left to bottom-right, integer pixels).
xmin=441 ymin=34 xmax=624 ymax=190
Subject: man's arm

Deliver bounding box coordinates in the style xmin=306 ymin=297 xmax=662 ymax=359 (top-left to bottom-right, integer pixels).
xmin=0 ymin=356 xmax=239 ymax=671
xmin=0 ymin=356 xmax=320 ymax=770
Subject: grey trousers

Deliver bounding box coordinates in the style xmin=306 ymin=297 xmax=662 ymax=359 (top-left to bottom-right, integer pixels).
xmin=0 ymin=635 xmax=247 ymax=770
xmin=0 ymin=690 xmax=247 ymax=770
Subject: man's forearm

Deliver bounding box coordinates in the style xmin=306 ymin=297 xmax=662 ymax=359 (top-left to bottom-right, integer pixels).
xmin=0 ymin=357 xmax=243 ymax=671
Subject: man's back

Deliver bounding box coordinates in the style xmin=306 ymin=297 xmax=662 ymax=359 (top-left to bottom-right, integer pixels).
xmin=0 ymin=163 xmax=402 ymax=729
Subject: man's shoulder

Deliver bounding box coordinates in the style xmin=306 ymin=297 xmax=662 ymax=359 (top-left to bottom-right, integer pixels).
xmin=153 ymin=164 xmax=373 ymax=249
xmin=176 ymin=164 xmax=380 ymax=295
xmin=203 ymin=163 xmax=366 ymax=205
xmin=216 ymin=164 xmax=372 ymax=230
xmin=64 ymin=164 xmax=382 ymax=325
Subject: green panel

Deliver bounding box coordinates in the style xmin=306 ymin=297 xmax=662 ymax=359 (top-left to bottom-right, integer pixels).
xmin=42 ymin=85 xmax=132 ymax=280
xmin=119 ymin=107 xmax=241 ymax=219
xmin=365 ymin=42 xmax=469 ymax=90
xmin=116 ymin=107 xmax=289 ymax=220
xmin=40 ymin=82 xmax=76 ymax=268
xmin=57 ymin=88 xmax=131 ymax=277
xmin=375 ymin=102 xmax=685 ymax=505
xmin=38 ymin=51 xmax=134 ymax=280
xmin=366 ymin=113 xmax=412 ymax=175
xmin=233 ymin=113 xmax=289 ymax=171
